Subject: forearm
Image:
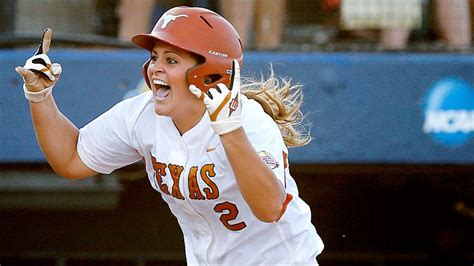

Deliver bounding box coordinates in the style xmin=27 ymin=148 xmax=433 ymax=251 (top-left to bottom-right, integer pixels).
xmin=16 ymin=28 xmax=94 ymax=178
xmin=30 ymin=95 xmax=81 ymax=177
xmin=220 ymin=128 xmax=285 ymax=222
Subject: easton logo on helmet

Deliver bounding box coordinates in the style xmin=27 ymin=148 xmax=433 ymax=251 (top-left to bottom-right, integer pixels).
xmin=160 ymin=14 xmax=189 ymax=29
xmin=209 ymin=50 xmax=228 ymax=58
xmin=423 ymin=77 xmax=474 ymax=147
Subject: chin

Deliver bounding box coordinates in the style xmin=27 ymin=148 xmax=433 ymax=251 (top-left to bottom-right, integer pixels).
xmin=154 ymin=103 xmax=171 ymax=117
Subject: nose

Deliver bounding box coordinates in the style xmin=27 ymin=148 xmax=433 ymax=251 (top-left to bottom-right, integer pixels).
xmin=148 ymin=58 xmax=164 ymax=74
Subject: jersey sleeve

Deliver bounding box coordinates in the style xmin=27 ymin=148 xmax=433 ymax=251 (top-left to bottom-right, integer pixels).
xmin=241 ymin=98 xmax=288 ymax=187
xmin=77 ymin=97 xmax=143 ymax=174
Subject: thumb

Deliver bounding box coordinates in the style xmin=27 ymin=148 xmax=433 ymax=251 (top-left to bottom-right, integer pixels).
xmin=15 ymin=66 xmax=37 ymax=83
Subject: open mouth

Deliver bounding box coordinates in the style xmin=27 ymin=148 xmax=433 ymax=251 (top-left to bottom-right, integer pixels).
xmin=153 ymin=79 xmax=171 ymax=100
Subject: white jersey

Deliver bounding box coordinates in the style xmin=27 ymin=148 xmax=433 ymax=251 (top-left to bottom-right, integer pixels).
xmin=77 ymin=91 xmax=324 ymax=265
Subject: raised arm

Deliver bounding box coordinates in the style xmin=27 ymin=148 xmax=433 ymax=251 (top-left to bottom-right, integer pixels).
xmin=15 ymin=28 xmax=96 ymax=179
xmin=189 ymin=60 xmax=285 ymax=222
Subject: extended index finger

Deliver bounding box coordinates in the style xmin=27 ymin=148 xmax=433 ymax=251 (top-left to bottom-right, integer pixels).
xmin=230 ymin=59 xmax=240 ymax=91
xmin=35 ymin=28 xmax=52 ymax=55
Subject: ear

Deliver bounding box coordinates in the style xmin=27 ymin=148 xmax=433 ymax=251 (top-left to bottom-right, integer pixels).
xmin=142 ymin=59 xmax=151 ymax=89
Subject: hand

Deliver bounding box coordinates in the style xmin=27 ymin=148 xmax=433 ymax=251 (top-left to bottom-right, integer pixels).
xmin=189 ymin=59 xmax=243 ymax=135
xmin=15 ymin=28 xmax=62 ymax=93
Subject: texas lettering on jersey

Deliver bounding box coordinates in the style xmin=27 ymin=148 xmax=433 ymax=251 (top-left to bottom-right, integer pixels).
xmin=150 ymin=153 xmax=247 ymax=231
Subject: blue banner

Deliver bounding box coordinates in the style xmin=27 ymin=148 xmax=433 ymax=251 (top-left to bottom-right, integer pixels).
xmin=1 ymin=49 xmax=473 ymax=164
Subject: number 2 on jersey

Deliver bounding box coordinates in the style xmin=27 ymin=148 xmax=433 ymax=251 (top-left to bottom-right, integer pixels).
xmin=214 ymin=201 xmax=247 ymax=231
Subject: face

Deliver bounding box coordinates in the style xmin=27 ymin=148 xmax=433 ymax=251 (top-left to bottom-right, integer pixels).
xmin=147 ymin=41 xmax=204 ymax=121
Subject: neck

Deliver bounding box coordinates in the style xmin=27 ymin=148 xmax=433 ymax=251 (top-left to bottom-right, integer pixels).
xmin=172 ymin=106 xmax=206 ymax=135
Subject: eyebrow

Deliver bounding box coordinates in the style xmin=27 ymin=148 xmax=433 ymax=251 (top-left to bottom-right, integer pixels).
xmin=151 ymin=49 xmax=179 ymax=55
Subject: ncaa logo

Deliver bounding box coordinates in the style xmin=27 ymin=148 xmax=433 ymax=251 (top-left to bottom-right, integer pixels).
xmin=423 ymin=77 xmax=474 ymax=147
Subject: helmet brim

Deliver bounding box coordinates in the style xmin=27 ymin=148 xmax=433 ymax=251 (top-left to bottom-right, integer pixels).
xmin=132 ymin=33 xmax=195 ymax=56
xmin=131 ymin=34 xmax=156 ymax=51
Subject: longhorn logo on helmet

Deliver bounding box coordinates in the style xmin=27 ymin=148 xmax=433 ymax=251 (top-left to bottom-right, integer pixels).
xmin=160 ymin=14 xmax=189 ymax=29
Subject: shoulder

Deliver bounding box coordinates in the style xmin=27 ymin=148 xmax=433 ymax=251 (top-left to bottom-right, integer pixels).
xmin=116 ymin=90 xmax=153 ymax=112
xmin=241 ymin=95 xmax=282 ymax=138
xmin=87 ymin=90 xmax=154 ymax=135
xmin=109 ymin=90 xmax=153 ymax=120
xmin=241 ymin=96 xmax=274 ymax=127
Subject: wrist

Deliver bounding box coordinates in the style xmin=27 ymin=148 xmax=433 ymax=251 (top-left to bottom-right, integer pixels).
xmin=23 ymin=84 xmax=54 ymax=103
xmin=211 ymin=116 xmax=242 ymax=135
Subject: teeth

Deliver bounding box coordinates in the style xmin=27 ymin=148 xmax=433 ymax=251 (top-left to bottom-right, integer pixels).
xmin=153 ymin=79 xmax=169 ymax=86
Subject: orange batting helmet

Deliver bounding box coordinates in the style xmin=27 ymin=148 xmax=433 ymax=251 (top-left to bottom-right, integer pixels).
xmin=132 ymin=6 xmax=243 ymax=93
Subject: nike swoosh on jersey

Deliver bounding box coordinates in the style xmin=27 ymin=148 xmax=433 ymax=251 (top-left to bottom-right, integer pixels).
xmin=206 ymin=147 xmax=216 ymax=152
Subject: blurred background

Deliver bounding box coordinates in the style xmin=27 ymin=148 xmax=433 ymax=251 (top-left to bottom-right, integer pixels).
xmin=1 ymin=0 xmax=473 ymax=265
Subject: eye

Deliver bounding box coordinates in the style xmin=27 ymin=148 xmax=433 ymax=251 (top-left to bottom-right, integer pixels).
xmin=167 ymin=57 xmax=177 ymax=64
xmin=150 ymin=55 xmax=158 ymax=62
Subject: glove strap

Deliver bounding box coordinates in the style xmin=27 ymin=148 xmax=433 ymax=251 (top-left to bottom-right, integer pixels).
xmin=211 ymin=116 xmax=243 ymax=135
xmin=23 ymin=84 xmax=54 ymax=103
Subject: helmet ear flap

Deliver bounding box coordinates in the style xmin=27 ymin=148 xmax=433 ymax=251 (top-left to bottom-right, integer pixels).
xmin=187 ymin=64 xmax=224 ymax=93
xmin=142 ymin=59 xmax=151 ymax=89
xmin=186 ymin=61 xmax=232 ymax=93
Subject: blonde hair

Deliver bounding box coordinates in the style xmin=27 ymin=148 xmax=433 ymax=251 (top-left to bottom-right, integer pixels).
xmin=241 ymin=67 xmax=311 ymax=148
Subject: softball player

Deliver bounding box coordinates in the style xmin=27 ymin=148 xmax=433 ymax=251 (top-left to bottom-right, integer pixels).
xmin=16 ymin=6 xmax=324 ymax=265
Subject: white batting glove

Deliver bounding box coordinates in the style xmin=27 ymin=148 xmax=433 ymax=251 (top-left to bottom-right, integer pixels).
xmin=189 ymin=60 xmax=243 ymax=135
xmin=15 ymin=28 xmax=62 ymax=102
